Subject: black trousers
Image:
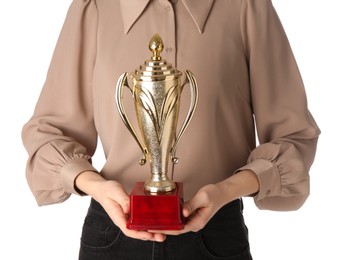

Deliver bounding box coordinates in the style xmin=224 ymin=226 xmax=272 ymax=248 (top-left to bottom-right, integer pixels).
xmin=79 ymin=198 xmax=252 ymax=260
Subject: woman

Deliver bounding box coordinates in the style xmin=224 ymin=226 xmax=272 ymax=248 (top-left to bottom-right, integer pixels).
xmin=22 ymin=0 xmax=320 ymax=259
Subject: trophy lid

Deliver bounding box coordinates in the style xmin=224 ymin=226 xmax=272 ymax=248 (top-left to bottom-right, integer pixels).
xmin=131 ymin=33 xmax=182 ymax=82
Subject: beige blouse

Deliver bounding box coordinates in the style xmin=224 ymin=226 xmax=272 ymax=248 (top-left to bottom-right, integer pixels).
xmin=22 ymin=0 xmax=320 ymax=210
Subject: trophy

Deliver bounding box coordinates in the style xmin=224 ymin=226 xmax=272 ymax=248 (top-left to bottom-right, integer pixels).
xmin=115 ymin=33 xmax=198 ymax=230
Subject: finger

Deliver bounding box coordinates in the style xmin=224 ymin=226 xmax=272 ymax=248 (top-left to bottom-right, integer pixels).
xmin=124 ymin=229 xmax=161 ymax=241
xmin=149 ymin=216 xmax=207 ymax=235
xmin=183 ymin=184 xmax=219 ymax=218
xmin=148 ymin=207 xmax=210 ymax=235
xmin=152 ymin=233 xmax=166 ymax=242
xmin=122 ymin=225 xmax=167 ymax=241
xmin=186 ymin=205 xmax=216 ymax=232
xmin=148 ymin=230 xmax=183 ymax=236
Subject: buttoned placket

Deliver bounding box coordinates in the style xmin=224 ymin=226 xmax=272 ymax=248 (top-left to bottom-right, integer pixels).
xmin=159 ymin=0 xmax=177 ymax=66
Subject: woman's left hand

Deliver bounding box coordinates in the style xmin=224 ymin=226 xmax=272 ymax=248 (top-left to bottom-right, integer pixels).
xmin=150 ymin=183 xmax=228 ymax=235
xmin=151 ymin=170 xmax=259 ymax=235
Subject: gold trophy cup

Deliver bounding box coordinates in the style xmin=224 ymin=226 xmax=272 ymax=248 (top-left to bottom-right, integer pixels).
xmin=115 ymin=33 xmax=198 ymax=230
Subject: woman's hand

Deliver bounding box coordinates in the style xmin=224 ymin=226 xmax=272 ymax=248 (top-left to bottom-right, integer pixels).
xmin=151 ymin=170 xmax=259 ymax=235
xmin=75 ymin=171 xmax=166 ymax=242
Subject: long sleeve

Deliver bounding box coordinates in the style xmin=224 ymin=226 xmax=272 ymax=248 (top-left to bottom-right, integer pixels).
xmin=238 ymin=0 xmax=320 ymax=210
xmin=22 ymin=0 xmax=98 ymax=206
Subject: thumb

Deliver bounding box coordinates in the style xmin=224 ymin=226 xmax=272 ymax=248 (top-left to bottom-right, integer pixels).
xmin=109 ymin=183 xmax=130 ymax=214
xmin=183 ymin=197 xmax=202 ymax=218
xmin=115 ymin=192 xmax=130 ymax=214
xmin=120 ymin=197 xmax=130 ymax=214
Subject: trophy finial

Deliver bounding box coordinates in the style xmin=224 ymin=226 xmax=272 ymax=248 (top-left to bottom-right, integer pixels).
xmin=149 ymin=33 xmax=164 ymax=61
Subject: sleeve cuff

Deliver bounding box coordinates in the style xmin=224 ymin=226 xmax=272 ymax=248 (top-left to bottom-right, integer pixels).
xmin=60 ymin=158 xmax=98 ymax=195
xmin=236 ymin=158 xmax=281 ymax=202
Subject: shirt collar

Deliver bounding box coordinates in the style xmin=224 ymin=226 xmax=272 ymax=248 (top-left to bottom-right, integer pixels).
xmin=119 ymin=0 xmax=215 ymax=34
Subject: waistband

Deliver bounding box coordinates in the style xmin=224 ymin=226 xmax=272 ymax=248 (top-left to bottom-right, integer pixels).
xmin=89 ymin=197 xmax=243 ymax=223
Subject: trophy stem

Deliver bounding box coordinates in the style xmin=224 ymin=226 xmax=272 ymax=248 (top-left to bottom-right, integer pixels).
xmin=144 ymin=173 xmax=176 ymax=193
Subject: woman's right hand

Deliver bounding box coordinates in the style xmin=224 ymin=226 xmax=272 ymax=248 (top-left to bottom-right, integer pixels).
xmin=75 ymin=171 xmax=166 ymax=242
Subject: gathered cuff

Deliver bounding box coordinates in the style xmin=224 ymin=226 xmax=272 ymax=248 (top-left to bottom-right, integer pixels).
xmin=236 ymin=158 xmax=281 ymax=203
xmin=60 ymin=158 xmax=98 ymax=195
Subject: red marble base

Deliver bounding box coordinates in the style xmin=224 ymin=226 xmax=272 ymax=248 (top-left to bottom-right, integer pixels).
xmin=126 ymin=182 xmax=185 ymax=230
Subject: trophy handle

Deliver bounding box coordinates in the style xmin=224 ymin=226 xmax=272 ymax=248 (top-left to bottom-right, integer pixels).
xmin=171 ymin=70 xmax=198 ymax=164
xmin=115 ymin=73 xmax=147 ymax=165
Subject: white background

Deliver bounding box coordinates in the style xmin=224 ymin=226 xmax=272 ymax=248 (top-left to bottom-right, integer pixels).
xmin=1 ymin=0 xmax=336 ymax=259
